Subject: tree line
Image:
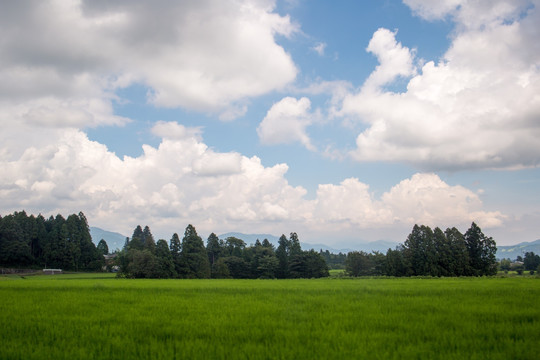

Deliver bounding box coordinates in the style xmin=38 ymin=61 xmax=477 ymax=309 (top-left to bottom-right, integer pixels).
xmin=0 ymin=211 xmax=104 ymax=271
xmin=499 ymin=252 xmax=540 ymax=274
xmin=345 ymin=222 xmax=498 ymax=277
xmin=117 ymin=224 xmax=329 ymax=279
xmin=1 ymin=210 xmax=501 ymax=279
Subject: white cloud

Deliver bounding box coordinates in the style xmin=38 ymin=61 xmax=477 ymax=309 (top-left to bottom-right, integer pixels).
xmin=0 ymin=124 xmax=503 ymax=243
xmin=403 ymin=0 xmax=463 ymax=20
xmin=380 ymin=173 xmax=505 ymax=229
xmin=192 ymin=152 xmax=243 ymax=177
xmin=362 ymin=28 xmax=417 ymax=91
xmin=312 ymin=42 xmax=327 ymax=56
xmin=257 ymin=97 xmax=316 ymax=150
xmin=340 ymin=0 xmax=540 ymax=170
xmin=0 ymin=0 xmax=298 ymax=126
xmin=151 ymin=121 xmax=202 ymax=141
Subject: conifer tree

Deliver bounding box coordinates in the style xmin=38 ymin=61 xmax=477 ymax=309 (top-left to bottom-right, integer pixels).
xmin=275 ymin=234 xmax=290 ymax=279
xmin=181 ymin=224 xmax=210 ymax=278
xmin=465 ymin=222 xmax=497 ymax=276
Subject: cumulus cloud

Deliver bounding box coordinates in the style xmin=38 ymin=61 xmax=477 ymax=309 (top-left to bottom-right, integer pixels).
xmin=0 ymin=0 xmax=298 ymax=126
xmin=362 ymin=28 xmax=417 ymax=91
xmin=257 ymin=97 xmax=317 ymax=150
xmin=0 ymin=123 xmax=503 ymax=242
xmin=340 ymin=0 xmax=540 ymax=170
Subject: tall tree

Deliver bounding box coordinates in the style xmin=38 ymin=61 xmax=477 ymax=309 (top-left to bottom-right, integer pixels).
xmin=181 ymin=225 xmax=210 ymax=278
xmin=464 ymin=222 xmax=497 ymax=276
xmin=523 ymin=252 xmax=540 ymax=271
xmin=130 ymin=225 xmax=144 ymax=250
xmin=403 ymin=225 xmax=435 ymax=276
xmin=206 ymin=233 xmax=221 ymax=270
xmin=445 ymin=227 xmax=469 ymax=276
xmin=275 ymin=234 xmax=290 ymax=279
xmin=155 ymin=239 xmax=176 ymax=278
xmin=169 ymin=233 xmax=183 ymax=277
xmin=142 ymin=226 xmax=156 ymax=253
xmin=97 ymin=239 xmax=109 ymax=256
xmin=433 ymin=227 xmax=451 ymax=277
xmin=385 ymin=246 xmax=409 ymax=277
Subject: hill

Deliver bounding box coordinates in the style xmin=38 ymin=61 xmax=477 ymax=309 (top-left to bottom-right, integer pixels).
xmin=496 ymin=239 xmax=540 ymax=260
xmin=218 ymin=232 xmax=398 ymax=254
xmin=89 ymin=227 xmax=127 ymax=252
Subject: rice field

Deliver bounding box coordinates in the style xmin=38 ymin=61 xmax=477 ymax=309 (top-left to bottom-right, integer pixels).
xmin=1 ymin=274 xmax=539 ymax=359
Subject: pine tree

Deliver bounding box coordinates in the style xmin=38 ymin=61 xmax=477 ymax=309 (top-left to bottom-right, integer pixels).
xmin=275 ymin=234 xmax=290 ymax=279
xmin=130 ymin=225 xmax=144 ymax=250
xmin=169 ymin=233 xmax=183 ymax=277
xmin=142 ymin=226 xmax=156 ymax=254
xmin=206 ymin=233 xmax=221 ymax=274
xmin=181 ymin=225 xmax=210 ymax=278
xmin=445 ymin=227 xmax=470 ymax=276
xmin=156 ymin=239 xmax=176 ymax=278
xmin=464 ymin=223 xmax=497 ymax=276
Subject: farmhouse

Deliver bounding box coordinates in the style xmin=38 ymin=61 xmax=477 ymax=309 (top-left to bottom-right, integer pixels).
xmin=43 ymin=269 xmax=62 ymax=275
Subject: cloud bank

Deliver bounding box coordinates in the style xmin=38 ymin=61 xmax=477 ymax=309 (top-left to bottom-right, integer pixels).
xmin=340 ymin=0 xmax=540 ymax=170
xmin=0 ymin=0 xmax=297 ymax=127
xmin=0 ymin=123 xmax=503 ymax=242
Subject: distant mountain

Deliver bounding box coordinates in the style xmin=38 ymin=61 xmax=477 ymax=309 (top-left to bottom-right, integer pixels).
xmin=91 ymin=228 xmax=539 ymax=259
xmin=218 ymin=232 xmax=398 ymax=254
xmin=496 ymin=239 xmax=540 ymax=260
xmin=90 ymin=227 xmax=127 ymax=252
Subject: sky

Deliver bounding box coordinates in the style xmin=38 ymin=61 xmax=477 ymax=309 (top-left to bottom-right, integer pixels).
xmin=1 ymin=0 xmax=539 ymax=247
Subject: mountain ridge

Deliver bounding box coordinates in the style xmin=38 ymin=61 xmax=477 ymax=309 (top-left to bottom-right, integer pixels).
xmin=90 ymin=227 xmax=540 ymax=258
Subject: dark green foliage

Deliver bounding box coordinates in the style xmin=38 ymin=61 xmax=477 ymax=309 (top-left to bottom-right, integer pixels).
xmin=180 ymin=225 xmax=211 ymax=279
xmin=0 ymin=211 xmax=103 ymax=271
xmin=523 ymin=252 xmax=540 ymax=271
xmin=346 ymin=251 xmax=376 ymax=277
xmin=129 ymin=225 xmax=145 ymax=250
xmin=499 ymin=258 xmax=511 ymax=271
xmin=142 ymin=226 xmax=156 ymax=253
xmin=224 ymin=236 xmax=246 ymax=258
xmin=385 ymin=246 xmax=409 ymax=277
xmin=221 ymin=256 xmax=250 ymax=278
xmin=169 ymin=233 xmax=183 ymax=276
xmin=404 ymin=224 xmax=437 ymax=276
xmin=319 ymin=250 xmax=347 ymax=269
xmin=257 ymin=255 xmax=279 ymax=279
xmin=464 ymin=222 xmax=497 ymax=276
xmin=126 ymin=249 xmax=159 ymax=278
xmin=212 ymin=258 xmax=231 ymax=278
xmin=367 ymin=223 xmax=497 ymax=277
xmin=302 ymin=250 xmax=330 ymax=278
xmin=155 ymin=239 xmax=176 ymax=278
xmin=118 ymin=227 xmax=327 ymax=279
xmin=445 ymin=227 xmax=470 ymax=276
xmin=275 ymin=234 xmax=290 ymax=279
xmin=206 ymin=232 xmax=221 ymax=272
xmin=97 ymin=239 xmax=109 ymax=255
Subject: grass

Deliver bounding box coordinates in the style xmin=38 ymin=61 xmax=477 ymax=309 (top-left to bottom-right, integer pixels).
xmin=1 ymin=274 xmax=539 ymax=359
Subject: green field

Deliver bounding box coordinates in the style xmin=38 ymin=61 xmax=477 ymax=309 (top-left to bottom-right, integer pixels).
xmin=1 ymin=274 xmax=539 ymax=359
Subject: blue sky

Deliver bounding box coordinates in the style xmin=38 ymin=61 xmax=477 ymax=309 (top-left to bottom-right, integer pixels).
xmin=1 ymin=0 xmax=539 ymax=247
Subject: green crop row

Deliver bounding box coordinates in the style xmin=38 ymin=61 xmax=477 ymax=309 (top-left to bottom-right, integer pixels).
xmin=1 ymin=274 xmax=538 ymax=359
